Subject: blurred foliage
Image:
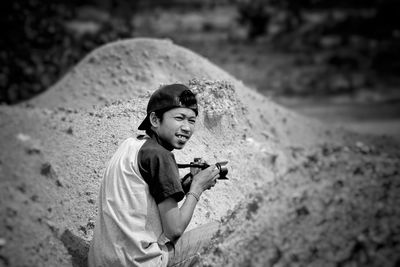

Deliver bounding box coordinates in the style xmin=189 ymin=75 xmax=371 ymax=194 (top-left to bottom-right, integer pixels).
xmin=1 ymin=0 xmax=134 ymax=104
xmin=2 ymin=0 xmax=399 ymax=103
xmin=235 ymin=0 xmax=400 ymax=76
xmin=236 ymin=0 xmax=400 ymax=39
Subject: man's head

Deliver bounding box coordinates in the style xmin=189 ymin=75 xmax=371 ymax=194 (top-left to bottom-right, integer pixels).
xmin=138 ymin=84 xmax=198 ymax=150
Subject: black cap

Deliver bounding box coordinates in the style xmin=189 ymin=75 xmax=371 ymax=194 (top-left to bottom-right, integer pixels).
xmin=138 ymin=84 xmax=198 ymax=130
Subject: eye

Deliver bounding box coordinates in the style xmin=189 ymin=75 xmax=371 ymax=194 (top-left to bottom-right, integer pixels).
xmin=189 ymin=119 xmax=196 ymax=124
xmin=174 ymin=116 xmax=183 ymax=121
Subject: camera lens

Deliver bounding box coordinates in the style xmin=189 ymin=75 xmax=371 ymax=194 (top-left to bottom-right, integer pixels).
xmin=215 ymin=163 xmax=228 ymax=179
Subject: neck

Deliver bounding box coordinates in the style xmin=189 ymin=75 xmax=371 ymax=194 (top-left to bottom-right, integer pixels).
xmin=148 ymin=130 xmax=174 ymax=151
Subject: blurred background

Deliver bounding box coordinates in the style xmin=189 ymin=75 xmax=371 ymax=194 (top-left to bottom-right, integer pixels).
xmin=2 ymin=0 xmax=400 ymax=139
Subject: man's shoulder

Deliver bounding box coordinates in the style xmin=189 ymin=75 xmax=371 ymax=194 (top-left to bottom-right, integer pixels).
xmin=120 ymin=136 xmax=147 ymax=147
xmin=139 ymin=137 xmax=172 ymax=157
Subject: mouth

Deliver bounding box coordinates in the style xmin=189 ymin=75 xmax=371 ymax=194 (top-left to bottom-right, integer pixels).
xmin=176 ymin=134 xmax=189 ymax=142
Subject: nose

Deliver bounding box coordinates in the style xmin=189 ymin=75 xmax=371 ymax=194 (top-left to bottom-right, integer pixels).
xmin=180 ymin=120 xmax=192 ymax=133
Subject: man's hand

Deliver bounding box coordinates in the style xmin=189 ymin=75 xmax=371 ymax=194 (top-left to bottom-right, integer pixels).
xmin=181 ymin=158 xmax=210 ymax=193
xmin=181 ymin=173 xmax=192 ymax=193
xmin=190 ymin=166 xmax=220 ymax=193
xmin=190 ymin=158 xmax=206 ymax=176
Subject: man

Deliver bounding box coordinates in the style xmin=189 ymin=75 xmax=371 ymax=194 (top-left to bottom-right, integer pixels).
xmin=89 ymin=84 xmax=221 ymax=266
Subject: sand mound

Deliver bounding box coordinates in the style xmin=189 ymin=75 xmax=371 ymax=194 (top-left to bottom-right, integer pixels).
xmin=27 ymin=38 xmax=238 ymax=110
xmin=201 ymin=143 xmax=400 ymax=266
xmin=27 ymin=38 xmax=341 ymax=148
xmin=1 ymin=38 xmax=399 ymax=267
xmin=1 ymin=78 xmax=285 ymax=266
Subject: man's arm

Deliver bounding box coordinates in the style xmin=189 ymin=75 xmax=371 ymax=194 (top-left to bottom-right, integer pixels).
xmin=158 ymin=167 xmax=219 ymax=241
xmin=157 ymin=194 xmax=198 ymax=241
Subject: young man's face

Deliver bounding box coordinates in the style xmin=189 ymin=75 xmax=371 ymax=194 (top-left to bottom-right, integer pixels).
xmin=153 ymin=107 xmax=197 ymax=150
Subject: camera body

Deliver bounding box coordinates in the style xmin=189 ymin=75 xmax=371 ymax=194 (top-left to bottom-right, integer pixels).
xmin=178 ymin=158 xmax=229 ymax=193
xmin=192 ymin=161 xmax=229 ymax=180
xmin=178 ymin=158 xmax=229 ymax=180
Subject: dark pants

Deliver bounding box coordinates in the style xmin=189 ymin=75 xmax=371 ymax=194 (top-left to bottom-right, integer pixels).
xmin=167 ymin=222 xmax=219 ymax=267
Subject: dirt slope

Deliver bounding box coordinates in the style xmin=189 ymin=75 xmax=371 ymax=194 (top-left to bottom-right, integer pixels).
xmin=25 ymin=38 xmax=340 ymax=149
xmin=200 ymin=141 xmax=400 ymax=266
xmin=26 ymin=38 xmax=238 ymax=110
xmin=1 ymin=38 xmax=399 ymax=267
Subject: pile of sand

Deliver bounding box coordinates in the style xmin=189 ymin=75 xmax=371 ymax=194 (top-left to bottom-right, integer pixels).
xmin=201 ymin=142 xmax=400 ymax=266
xmin=1 ymin=38 xmax=399 ymax=267
xmin=26 ymin=38 xmax=240 ymax=110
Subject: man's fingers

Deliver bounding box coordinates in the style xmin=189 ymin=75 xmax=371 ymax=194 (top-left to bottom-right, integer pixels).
xmin=207 ymin=179 xmax=217 ymax=190
xmin=207 ymin=173 xmax=217 ymax=190
xmin=213 ymin=166 xmax=220 ymax=175
xmin=204 ymin=165 xmax=219 ymax=175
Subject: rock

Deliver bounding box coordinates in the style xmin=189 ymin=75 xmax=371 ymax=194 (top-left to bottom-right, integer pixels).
xmin=45 ymin=220 xmax=61 ymax=235
xmin=355 ymin=141 xmax=371 ymax=154
xmin=40 ymin=162 xmax=63 ymax=187
xmin=41 ymin=162 xmax=55 ymax=177
xmin=0 ymin=238 xmax=6 ymax=247
xmin=26 ymin=146 xmax=41 ymax=155
xmin=66 ymin=126 xmax=73 ymax=135
xmin=60 ymin=229 xmax=90 ymax=267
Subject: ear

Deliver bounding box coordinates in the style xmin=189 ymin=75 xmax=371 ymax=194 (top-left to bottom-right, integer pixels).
xmin=149 ymin=112 xmax=160 ymax=128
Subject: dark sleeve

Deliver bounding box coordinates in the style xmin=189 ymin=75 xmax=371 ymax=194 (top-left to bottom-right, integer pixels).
xmin=138 ymin=143 xmax=185 ymax=204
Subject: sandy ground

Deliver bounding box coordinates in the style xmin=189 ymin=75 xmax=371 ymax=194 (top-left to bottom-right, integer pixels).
xmin=1 ymin=38 xmax=400 ymax=267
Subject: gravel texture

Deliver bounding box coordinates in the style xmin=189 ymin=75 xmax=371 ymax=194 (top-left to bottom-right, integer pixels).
xmin=1 ymin=38 xmax=399 ymax=267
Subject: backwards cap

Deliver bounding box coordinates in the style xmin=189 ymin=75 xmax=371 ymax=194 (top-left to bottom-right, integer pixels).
xmin=138 ymin=84 xmax=198 ymax=130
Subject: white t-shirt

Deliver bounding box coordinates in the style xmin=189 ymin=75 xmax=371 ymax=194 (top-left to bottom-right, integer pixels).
xmin=88 ymin=137 xmax=169 ymax=267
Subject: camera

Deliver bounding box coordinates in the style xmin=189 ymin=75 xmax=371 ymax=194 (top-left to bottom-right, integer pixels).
xmin=177 ymin=158 xmax=229 ymax=180
xmin=178 ymin=158 xmax=229 ymax=193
